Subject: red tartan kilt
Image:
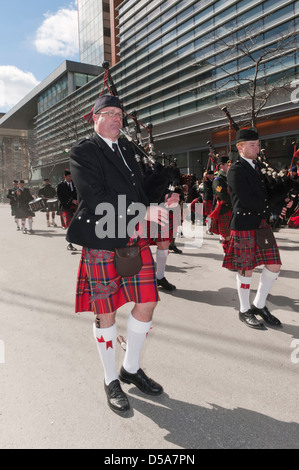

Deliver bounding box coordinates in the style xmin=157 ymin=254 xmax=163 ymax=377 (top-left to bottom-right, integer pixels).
xmin=75 ymin=238 xmax=159 ymax=314
xmin=222 ymin=221 xmax=281 ymax=271
xmin=210 ymin=210 xmax=232 ymax=237
xmin=60 ymin=206 xmax=77 ymax=228
xmin=203 ymin=200 xmax=213 ymax=217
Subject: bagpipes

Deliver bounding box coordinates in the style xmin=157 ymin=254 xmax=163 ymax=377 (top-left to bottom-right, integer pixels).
xmin=84 ymin=61 xmax=181 ymax=204
xmin=221 ymin=106 xmax=299 ymax=225
xmin=206 ymin=140 xmax=219 ymax=170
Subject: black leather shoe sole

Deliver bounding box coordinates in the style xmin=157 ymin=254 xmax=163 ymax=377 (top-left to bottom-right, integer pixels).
xmin=239 ymin=310 xmax=265 ymax=329
xmin=119 ymin=367 xmax=163 ymax=396
xmin=251 ymin=306 xmax=282 ymax=327
xmin=104 ymin=379 xmax=130 ymax=414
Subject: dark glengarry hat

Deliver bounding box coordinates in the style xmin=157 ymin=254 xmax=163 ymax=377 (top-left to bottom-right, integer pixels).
xmin=13 ymin=179 xmax=18 ymax=183
xmin=236 ymin=128 xmax=259 ymax=143
xmin=64 ymin=169 xmax=71 ymax=176
xmin=93 ymin=95 xmax=122 ymax=115
xmin=218 ymin=155 xmax=230 ymax=165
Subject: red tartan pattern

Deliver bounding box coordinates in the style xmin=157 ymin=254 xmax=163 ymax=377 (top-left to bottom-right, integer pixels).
xmin=203 ymin=200 xmax=213 ymax=217
xmin=222 ymin=220 xmax=281 ymax=271
xmin=75 ymin=237 xmax=159 ymax=314
xmin=60 ymin=205 xmax=77 ymax=228
xmin=210 ymin=210 xmax=232 ymax=237
xmin=288 ymin=207 xmax=299 ymax=227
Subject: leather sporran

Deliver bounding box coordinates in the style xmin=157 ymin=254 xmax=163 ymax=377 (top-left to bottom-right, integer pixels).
xmin=255 ymin=227 xmax=275 ymax=249
xmin=114 ymin=244 xmax=142 ymax=277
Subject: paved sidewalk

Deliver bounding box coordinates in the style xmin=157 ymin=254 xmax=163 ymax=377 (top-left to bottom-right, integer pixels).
xmin=0 ymin=204 xmax=298 ymax=449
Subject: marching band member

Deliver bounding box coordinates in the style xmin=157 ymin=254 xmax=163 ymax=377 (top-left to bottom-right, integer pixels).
xmin=38 ymin=178 xmax=57 ymax=227
xmin=202 ymin=170 xmax=215 ymax=234
xmin=66 ymin=95 xmax=166 ymax=414
xmin=223 ymin=128 xmax=284 ymax=330
xmin=209 ymin=156 xmax=232 ymax=253
xmin=15 ymin=180 xmax=35 ymax=234
xmin=57 ymin=170 xmax=78 ymax=251
xmin=6 ymin=180 xmax=20 ymax=230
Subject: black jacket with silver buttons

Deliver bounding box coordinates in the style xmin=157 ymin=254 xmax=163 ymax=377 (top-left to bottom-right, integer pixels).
xmin=227 ymin=157 xmax=270 ymax=230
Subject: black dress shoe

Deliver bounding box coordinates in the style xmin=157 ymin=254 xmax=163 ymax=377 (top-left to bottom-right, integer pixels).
xmin=157 ymin=277 xmax=176 ymax=291
xmin=67 ymin=243 xmax=77 ymax=251
xmin=119 ymin=366 xmax=163 ymax=396
xmin=239 ymin=310 xmax=265 ymax=329
xmin=169 ymin=244 xmax=182 ymax=254
xmin=251 ymin=305 xmax=282 ymax=327
xmin=104 ymin=379 xmax=130 ymax=414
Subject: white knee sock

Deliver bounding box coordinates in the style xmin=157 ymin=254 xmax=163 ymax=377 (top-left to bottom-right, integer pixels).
xmin=253 ymin=267 xmax=280 ymax=309
xmin=28 ymin=219 xmax=33 ymax=230
xmin=93 ymin=323 xmax=118 ymax=386
xmin=156 ymin=248 xmax=168 ymax=280
xmin=122 ymin=312 xmax=152 ymax=374
xmin=236 ymin=273 xmax=252 ymax=313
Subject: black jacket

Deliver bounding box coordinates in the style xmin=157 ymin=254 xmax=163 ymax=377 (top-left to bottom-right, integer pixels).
xmin=66 ymin=133 xmax=149 ymax=250
xmin=227 ymin=158 xmax=271 ymax=230
xmin=56 ymin=181 xmax=77 ymax=211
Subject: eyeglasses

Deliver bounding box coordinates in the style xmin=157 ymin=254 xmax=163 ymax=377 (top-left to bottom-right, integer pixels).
xmin=97 ymin=111 xmax=123 ymax=119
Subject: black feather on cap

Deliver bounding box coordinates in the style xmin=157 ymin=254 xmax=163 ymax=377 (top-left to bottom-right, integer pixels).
xmin=236 ymin=128 xmax=259 ymax=143
xmin=93 ymin=95 xmax=122 ymax=114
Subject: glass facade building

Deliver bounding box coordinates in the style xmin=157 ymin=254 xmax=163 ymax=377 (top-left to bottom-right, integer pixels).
xmin=108 ymin=0 xmax=298 ymax=174
xmin=78 ymin=0 xmax=111 ymax=66
xmin=115 ymin=0 xmax=297 ymax=122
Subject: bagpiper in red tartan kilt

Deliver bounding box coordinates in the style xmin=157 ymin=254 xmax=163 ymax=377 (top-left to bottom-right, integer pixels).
xmin=75 ymin=237 xmax=159 ymax=314
xmin=222 ymin=219 xmax=281 ymax=272
xmin=210 ymin=210 xmax=232 ymax=237
xmin=60 ymin=204 xmax=77 ymax=229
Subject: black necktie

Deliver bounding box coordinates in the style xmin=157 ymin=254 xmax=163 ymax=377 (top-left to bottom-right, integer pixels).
xmin=252 ymin=160 xmax=260 ymax=173
xmin=112 ymin=143 xmax=121 ymax=158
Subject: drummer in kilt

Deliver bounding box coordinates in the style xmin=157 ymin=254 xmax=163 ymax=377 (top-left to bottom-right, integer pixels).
xmin=15 ymin=180 xmax=35 ymax=234
xmin=223 ymin=128 xmax=283 ymax=329
xmin=209 ymin=156 xmax=232 ymax=252
xmin=38 ymin=178 xmax=57 ymax=227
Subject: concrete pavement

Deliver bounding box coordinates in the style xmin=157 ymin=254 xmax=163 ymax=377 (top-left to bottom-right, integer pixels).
xmin=0 ymin=203 xmax=298 ymax=449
